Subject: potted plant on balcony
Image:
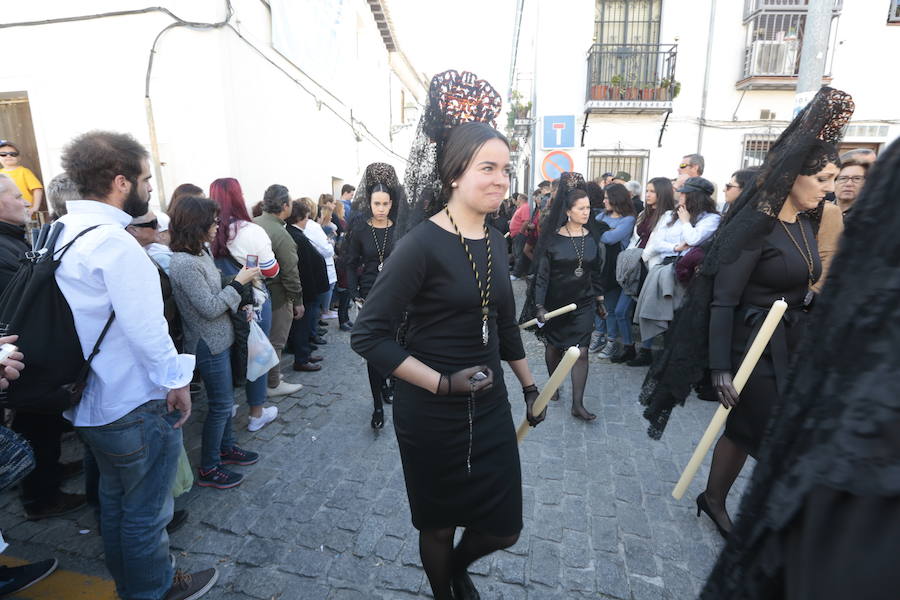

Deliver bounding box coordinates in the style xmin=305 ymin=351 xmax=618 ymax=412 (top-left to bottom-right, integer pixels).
xmin=591 ymin=82 xmax=609 ymax=100
xmin=658 ymin=78 xmax=681 ymax=101
xmin=610 ymin=74 xmax=625 ymax=100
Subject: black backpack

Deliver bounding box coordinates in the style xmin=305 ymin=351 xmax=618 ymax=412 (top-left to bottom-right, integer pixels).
xmin=0 ymin=223 xmax=115 ymax=414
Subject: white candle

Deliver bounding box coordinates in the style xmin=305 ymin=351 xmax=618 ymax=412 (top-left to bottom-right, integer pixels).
xmin=519 ymin=303 xmax=578 ymax=330
xmin=517 ymin=346 xmax=580 ymax=443
xmin=671 ymin=298 xmax=788 ymax=500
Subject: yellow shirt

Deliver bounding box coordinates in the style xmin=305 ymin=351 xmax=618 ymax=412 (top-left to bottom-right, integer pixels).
xmin=0 ymin=166 xmax=42 ymax=205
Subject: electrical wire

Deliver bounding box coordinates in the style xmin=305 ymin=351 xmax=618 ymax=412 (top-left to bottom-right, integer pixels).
xmin=1 ymin=2 xmax=408 ymax=163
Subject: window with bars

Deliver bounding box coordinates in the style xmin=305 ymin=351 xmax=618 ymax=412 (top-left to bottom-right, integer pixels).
xmin=742 ymin=134 xmax=779 ymax=167
xmin=587 ymin=151 xmax=648 ymax=185
xmin=890 ymin=0 xmax=900 ymax=23
xmin=594 ymin=0 xmax=662 ymax=45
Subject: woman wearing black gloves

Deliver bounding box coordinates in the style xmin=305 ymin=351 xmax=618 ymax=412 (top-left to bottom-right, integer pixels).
xmin=639 ymin=87 xmax=855 ymax=540
xmin=343 ymin=163 xmax=400 ymax=429
xmin=526 ymin=172 xmax=606 ymax=421
xmin=352 ymin=70 xmax=544 ymax=600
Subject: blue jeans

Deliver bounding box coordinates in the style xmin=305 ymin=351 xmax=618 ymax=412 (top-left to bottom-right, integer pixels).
xmin=77 ymin=399 xmax=179 ymax=600
xmin=245 ymin=294 xmax=272 ymax=407
xmin=605 ymin=287 xmax=634 ymax=345
xmin=289 ymin=300 xmax=317 ymax=364
xmin=195 ymin=339 xmax=237 ymax=471
xmin=308 ymin=288 xmax=332 ymax=338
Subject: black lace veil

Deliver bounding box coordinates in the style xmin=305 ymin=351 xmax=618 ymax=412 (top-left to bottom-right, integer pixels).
xmin=341 ymin=162 xmax=404 ymax=256
xmin=397 ymin=70 xmax=503 ymax=238
xmin=701 ymin=132 xmax=900 ymax=600
xmin=639 ymin=87 xmax=855 ymax=439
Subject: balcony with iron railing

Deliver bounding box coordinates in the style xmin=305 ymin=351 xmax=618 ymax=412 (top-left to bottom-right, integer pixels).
xmin=743 ymin=0 xmax=842 ymax=21
xmin=584 ymin=44 xmax=677 ymax=114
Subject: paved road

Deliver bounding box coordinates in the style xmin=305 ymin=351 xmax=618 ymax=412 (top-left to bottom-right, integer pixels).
xmin=0 ymin=279 xmax=750 ymax=599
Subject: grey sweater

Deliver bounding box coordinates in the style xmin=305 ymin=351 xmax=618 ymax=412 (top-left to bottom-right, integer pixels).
xmin=169 ymin=251 xmax=241 ymax=355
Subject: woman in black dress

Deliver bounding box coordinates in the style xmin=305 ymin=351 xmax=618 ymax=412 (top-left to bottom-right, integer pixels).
xmin=639 ymin=87 xmax=855 ymax=540
xmin=352 ymin=112 xmax=545 ymax=597
xmin=525 ymin=173 xmax=606 ymax=421
xmin=344 ymin=163 xmax=400 ymax=430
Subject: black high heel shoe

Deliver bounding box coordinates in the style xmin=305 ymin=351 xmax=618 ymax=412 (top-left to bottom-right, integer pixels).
xmin=371 ymin=408 xmax=384 ymax=430
xmin=696 ymin=492 xmax=730 ymax=539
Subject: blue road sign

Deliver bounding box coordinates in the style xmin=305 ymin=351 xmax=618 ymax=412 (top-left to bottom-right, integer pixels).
xmin=542 ymin=115 xmax=575 ymax=149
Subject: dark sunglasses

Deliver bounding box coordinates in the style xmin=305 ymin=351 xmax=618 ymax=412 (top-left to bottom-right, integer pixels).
xmin=0 ymin=152 xmax=20 ymax=158
xmin=678 ymin=162 xmax=690 ymax=169
xmin=724 ymin=183 xmax=741 ymax=191
xmin=130 ymin=219 xmax=158 ymax=229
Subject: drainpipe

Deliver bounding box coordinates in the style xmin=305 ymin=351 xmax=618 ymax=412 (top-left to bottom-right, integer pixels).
xmin=145 ymin=97 xmax=167 ymax=213
xmin=697 ymin=0 xmax=717 ymax=153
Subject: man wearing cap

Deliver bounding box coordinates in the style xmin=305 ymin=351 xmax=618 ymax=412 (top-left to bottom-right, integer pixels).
xmin=0 ymin=141 xmax=43 ymax=217
xmin=598 ymin=172 xmax=614 ymax=187
xmin=611 ymin=171 xmax=631 ymax=185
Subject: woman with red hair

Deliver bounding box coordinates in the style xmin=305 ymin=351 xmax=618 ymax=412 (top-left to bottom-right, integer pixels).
xmin=208 ymin=178 xmax=294 ymax=431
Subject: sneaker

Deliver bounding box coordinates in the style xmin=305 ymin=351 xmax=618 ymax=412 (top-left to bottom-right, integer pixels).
xmin=267 ymin=381 xmax=303 ymax=397
xmin=163 ymin=568 xmax=218 ymax=600
xmin=588 ymin=331 xmax=606 ymax=353
xmin=167 ymin=510 xmax=189 ymax=535
xmin=626 ymin=348 xmax=653 ymax=367
xmin=598 ymin=340 xmax=621 ymax=360
xmin=25 ymin=493 xmax=86 ymax=521
xmin=220 ymin=445 xmax=261 ymax=465
xmin=247 ymin=406 xmax=279 ymax=433
xmin=321 ymin=311 xmax=339 ymax=320
xmin=197 ymin=466 xmax=243 ymax=489
xmin=0 ymin=559 xmax=58 ymax=595
xmin=610 ymin=344 xmax=636 ymax=364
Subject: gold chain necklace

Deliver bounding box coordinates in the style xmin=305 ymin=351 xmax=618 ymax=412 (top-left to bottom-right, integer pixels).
xmin=445 ymin=207 xmax=492 ymax=345
xmin=779 ymin=218 xmax=814 ymax=286
xmin=565 ymin=222 xmax=586 ymax=277
xmin=369 ymin=221 xmax=391 ymax=272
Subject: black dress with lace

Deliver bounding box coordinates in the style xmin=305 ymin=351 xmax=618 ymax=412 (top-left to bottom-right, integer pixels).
xmin=700 ymin=136 xmax=900 ymax=600
xmin=709 ymin=215 xmax=820 ymax=457
xmin=532 ymin=233 xmax=603 ymax=349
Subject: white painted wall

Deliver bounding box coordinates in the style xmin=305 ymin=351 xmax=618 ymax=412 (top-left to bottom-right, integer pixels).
xmin=0 ymin=0 xmax=423 ymax=211
xmin=515 ymin=0 xmax=900 ymax=199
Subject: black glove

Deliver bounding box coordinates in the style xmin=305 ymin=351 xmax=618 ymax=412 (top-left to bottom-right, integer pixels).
xmin=535 ymin=305 xmax=548 ymax=324
xmin=711 ymin=370 xmax=740 ymax=408
xmin=436 ymin=366 xmax=494 ymax=396
xmin=523 ymin=384 xmax=546 ymax=426
xmin=595 ymin=298 xmax=608 ymax=319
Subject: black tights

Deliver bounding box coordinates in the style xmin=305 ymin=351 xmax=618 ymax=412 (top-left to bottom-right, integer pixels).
xmin=544 ymin=345 xmax=594 ymax=418
xmin=419 ymin=527 xmax=519 ymax=599
xmin=367 ymin=363 xmax=383 ymax=413
xmin=703 ymin=434 xmax=748 ymax=532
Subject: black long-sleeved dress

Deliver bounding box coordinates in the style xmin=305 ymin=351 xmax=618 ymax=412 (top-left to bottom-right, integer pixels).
xmin=708 ymin=214 xmax=821 ymax=457
xmin=345 ymin=223 xmax=394 ymax=299
xmin=351 ymin=220 xmax=526 ymax=536
xmin=533 ymin=232 xmax=603 ymax=349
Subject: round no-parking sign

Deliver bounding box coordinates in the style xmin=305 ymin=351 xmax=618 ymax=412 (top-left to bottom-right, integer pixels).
xmin=541 ymin=151 xmax=574 ymax=180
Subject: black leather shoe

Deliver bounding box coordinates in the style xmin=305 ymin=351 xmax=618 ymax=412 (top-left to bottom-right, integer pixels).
xmin=166 ymin=509 xmax=188 ymax=534
xmin=696 ymin=492 xmax=730 ymax=539
xmin=317 ymin=328 xmax=327 ymax=336
xmin=293 ymin=362 xmax=322 ymax=372
xmin=451 ymin=571 xmax=481 ymax=600
xmin=318 ymin=320 xmax=327 ymax=327
xmin=626 ymin=348 xmax=652 ymax=367
xmin=310 ymin=336 xmax=327 ymax=345
xmin=371 ymin=408 xmax=384 ymax=430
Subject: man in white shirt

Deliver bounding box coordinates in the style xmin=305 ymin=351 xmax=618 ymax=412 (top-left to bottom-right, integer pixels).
xmin=57 ymin=131 xmax=217 ymax=600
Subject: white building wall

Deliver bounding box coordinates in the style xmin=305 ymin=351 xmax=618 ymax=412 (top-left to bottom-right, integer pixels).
xmin=515 ymin=0 xmax=899 ymax=199
xmin=0 ymin=0 xmax=423 ymax=211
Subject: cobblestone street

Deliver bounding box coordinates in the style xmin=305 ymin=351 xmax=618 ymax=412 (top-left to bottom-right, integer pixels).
xmin=0 ymin=279 xmax=750 ymax=599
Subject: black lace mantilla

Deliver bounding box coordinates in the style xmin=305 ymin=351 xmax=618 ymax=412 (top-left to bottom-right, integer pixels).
xmin=701 ymin=132 xmax=900 ymax=600
xmin=639 ymin=87 xmax=854 ymax=439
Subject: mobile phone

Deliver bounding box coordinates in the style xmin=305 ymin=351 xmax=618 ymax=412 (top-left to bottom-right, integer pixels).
xmin=0 ymin=343 xmax=18 ymax=363
xmin=245 ymin=254 xmax=259 ymax=268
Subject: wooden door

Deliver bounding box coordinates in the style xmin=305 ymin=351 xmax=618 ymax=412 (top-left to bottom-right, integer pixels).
xmin=0 ymin=96 xmax=42 ymax=183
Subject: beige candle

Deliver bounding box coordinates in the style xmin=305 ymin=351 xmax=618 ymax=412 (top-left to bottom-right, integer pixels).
xmin=517 ymin=346 xmax=580 ymax=443
xmin=671 ymin=298 xmax=788 ymax=500
xmin=519 ymin=303 xmax=578 ymax=330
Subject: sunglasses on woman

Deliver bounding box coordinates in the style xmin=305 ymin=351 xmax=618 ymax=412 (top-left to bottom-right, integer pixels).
xmin=0 ymin=152 xmax=20 ymax=158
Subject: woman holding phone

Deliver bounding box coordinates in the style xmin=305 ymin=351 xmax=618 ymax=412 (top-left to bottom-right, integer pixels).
xmin=169 ymin=196 xmax=263 ymax=488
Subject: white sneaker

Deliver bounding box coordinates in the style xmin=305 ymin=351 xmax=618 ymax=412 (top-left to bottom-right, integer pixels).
xmin=598 ymin=340 xmax=621 ymax=360
xmin=247 ymin=406 xmax=278 ymax=432
xmin=321 ymin=311 xmax=339 ymax=320
xmin=267 ymin=381 xmax=303 ymax=397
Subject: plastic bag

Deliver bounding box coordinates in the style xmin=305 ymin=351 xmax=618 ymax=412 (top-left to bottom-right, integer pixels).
xmin=171 ymin=443 xmax=193 ymax=498
xmin=246 ymin=319 xmax=279 ymax=382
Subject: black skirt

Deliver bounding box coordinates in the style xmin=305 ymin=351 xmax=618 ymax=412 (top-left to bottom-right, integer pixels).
xmin=541 ymin=298 xmax=594 ymax=350
xmin=392 ymin=374 xmax=522 ymax=536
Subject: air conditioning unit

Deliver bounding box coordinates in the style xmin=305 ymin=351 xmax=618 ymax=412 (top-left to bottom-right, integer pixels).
xmin=760 ymin=109 xmax=776 ymax=120
xmin=750 ymin=40 xmax=799 ymax=75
